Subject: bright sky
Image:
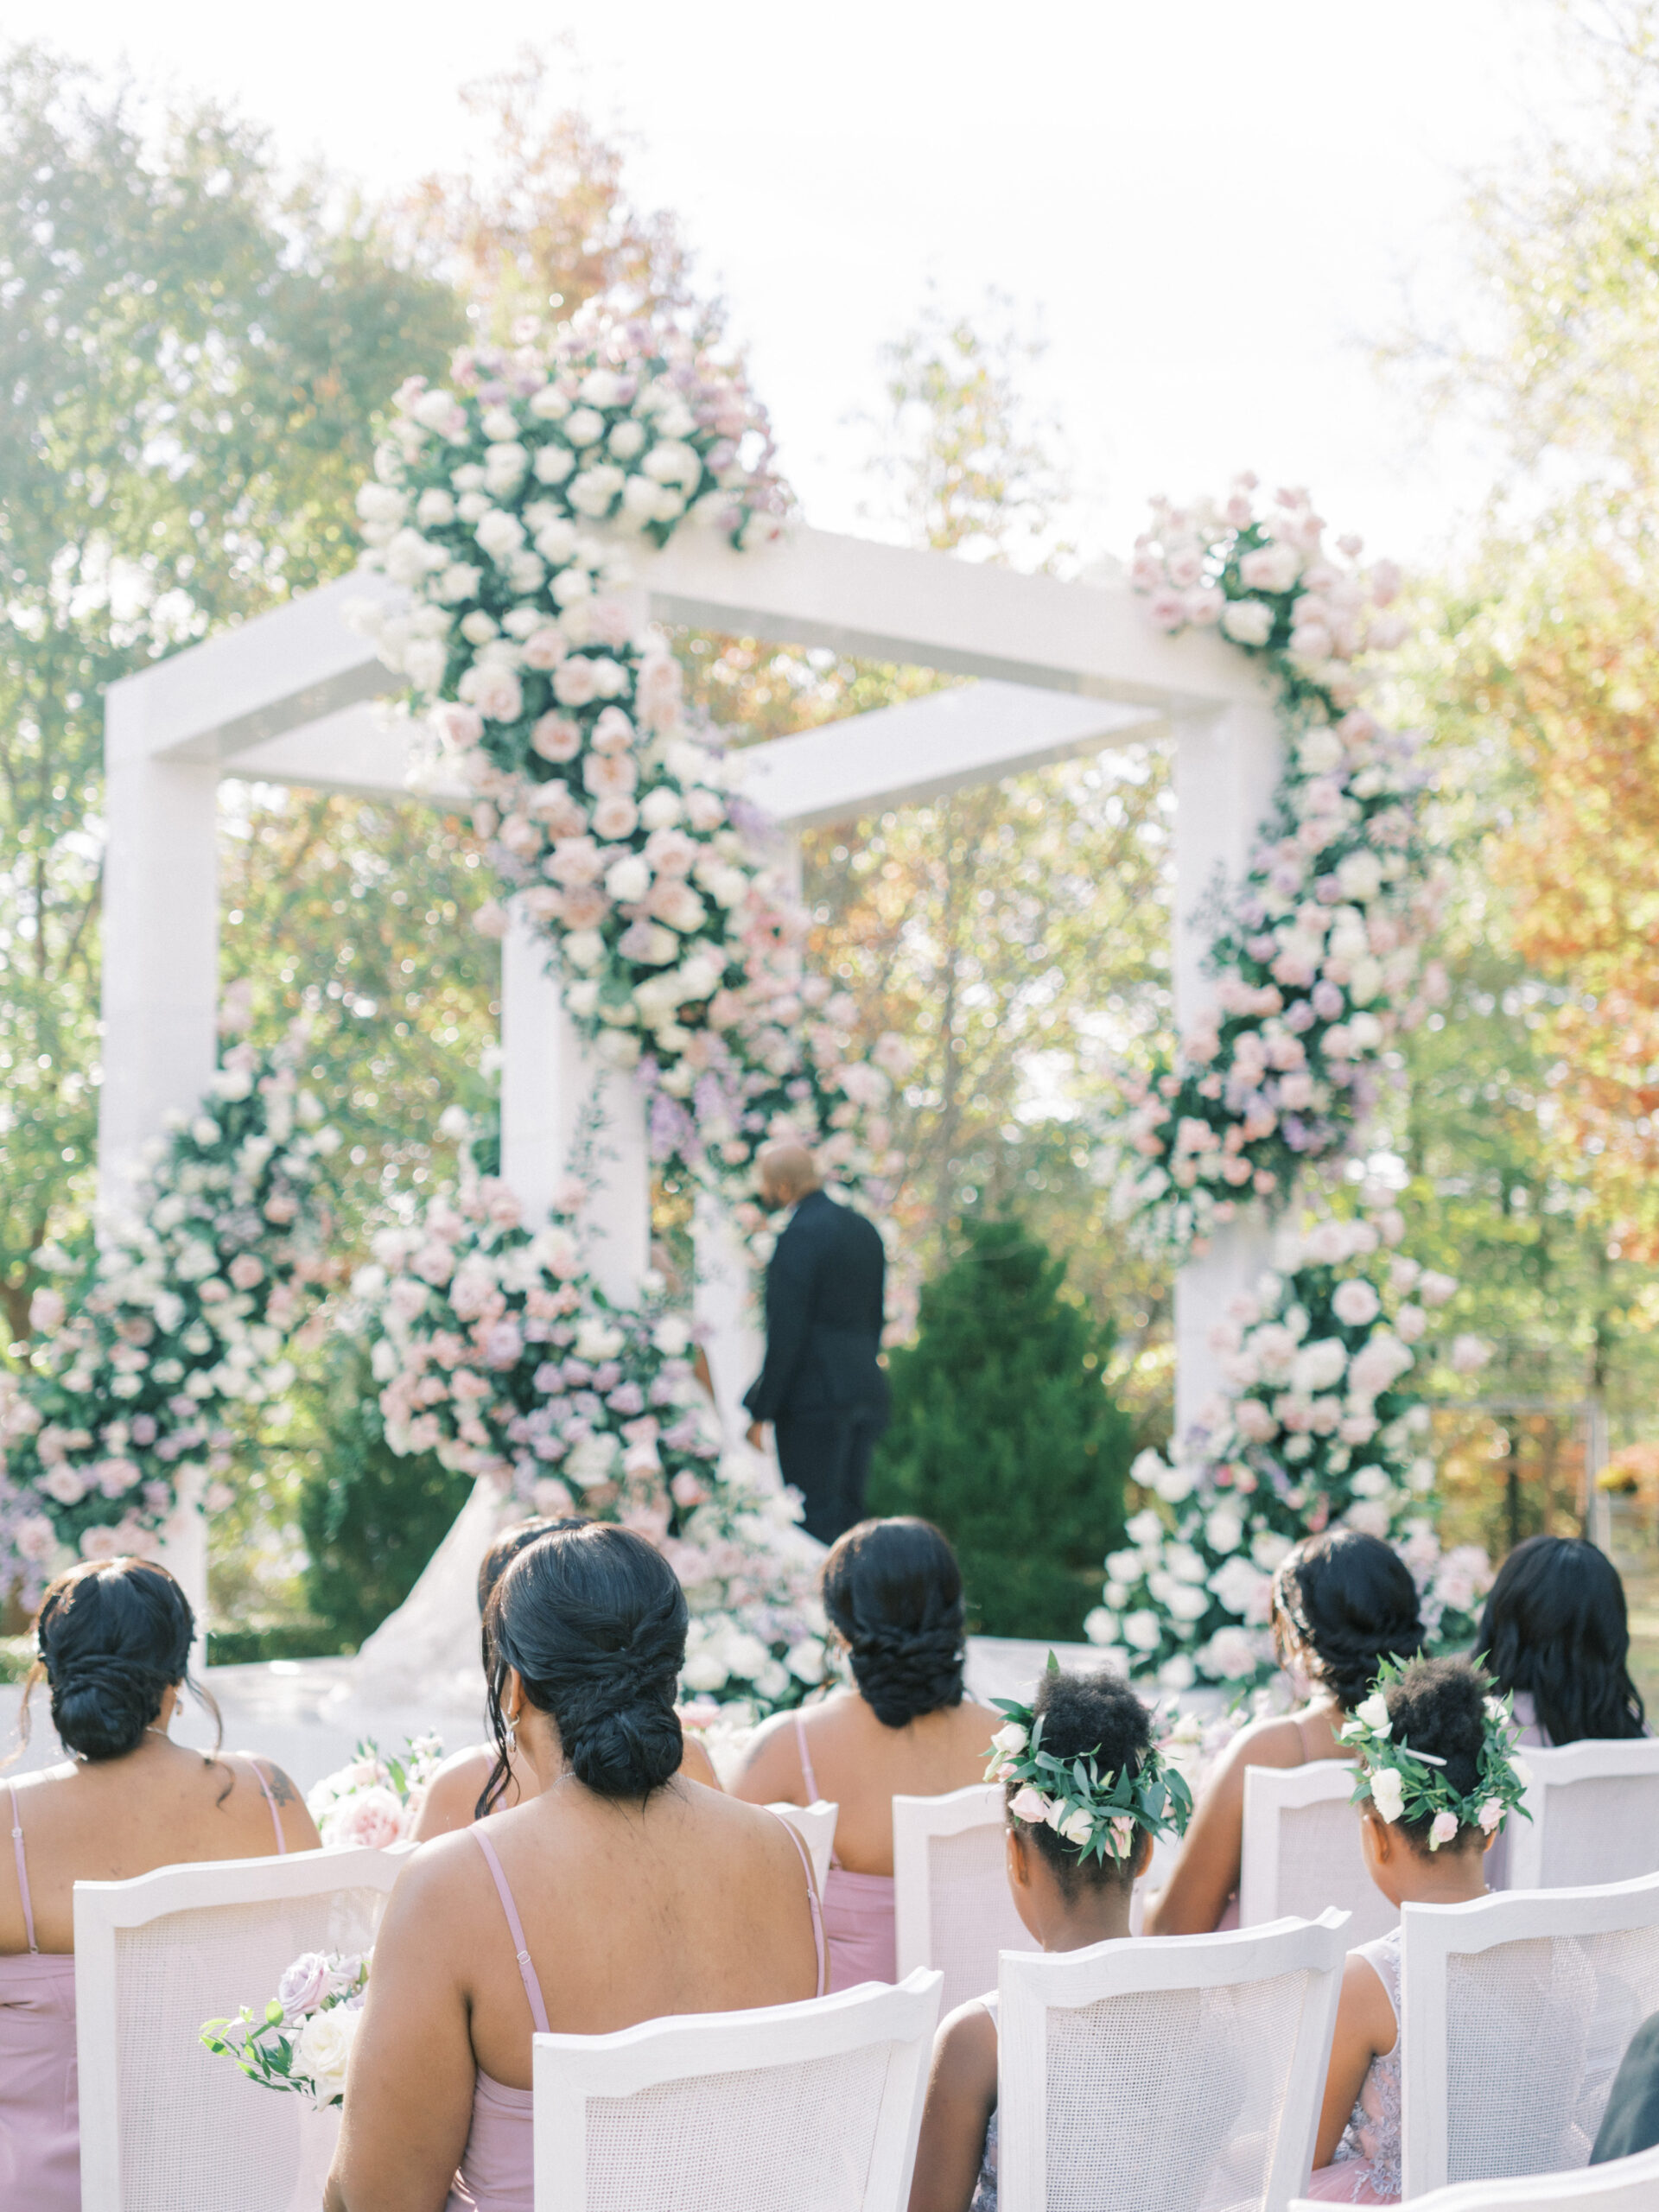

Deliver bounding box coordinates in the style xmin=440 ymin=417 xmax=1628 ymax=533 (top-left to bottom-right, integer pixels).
xmin=19 ymin=0 xmax=1589 ymax=569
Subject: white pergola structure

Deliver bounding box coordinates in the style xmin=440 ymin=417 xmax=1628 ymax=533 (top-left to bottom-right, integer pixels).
xmin=103 ymin=524 xmax=1277 ymax=1606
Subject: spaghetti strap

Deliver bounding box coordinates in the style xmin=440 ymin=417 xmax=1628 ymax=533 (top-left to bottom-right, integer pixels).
xmin=247 ymin=1758 xmax=287 ymax=1855
xmin=8 ymin=1783 xmax=37 ymax=1955
xmin=770 ymin=1810 xmax=829 ymax=1998
xmin=472 ymin=1828 xmax=550 ymax=2035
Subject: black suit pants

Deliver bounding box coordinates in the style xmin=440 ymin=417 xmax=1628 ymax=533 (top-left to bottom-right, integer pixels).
xmin=773 ymin=1411 xmax=880 ymax=1546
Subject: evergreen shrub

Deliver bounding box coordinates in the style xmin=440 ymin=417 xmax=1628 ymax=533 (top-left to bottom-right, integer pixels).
xmin=868 ymin=1217 xmax=1133 ymax=1639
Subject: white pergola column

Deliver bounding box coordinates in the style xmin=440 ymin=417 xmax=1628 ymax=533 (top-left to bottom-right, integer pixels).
xmin=99 ymin=702 xmax=220 ymax=1227
xmin=1172 ymin=698 xmax=1282 ymax=1453
xmin=499 ymin=906 xmax=649 ymax=1304
xmin=100 ymin=687 xmax=222 ymax=1637
xmin=693 ymin=1191 xmax=764 ymax=1442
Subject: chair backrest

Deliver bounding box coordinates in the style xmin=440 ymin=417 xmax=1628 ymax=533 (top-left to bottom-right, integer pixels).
xmin=1506 ymin=1742 xmax=1659 ymax=1891
xmin=531 ymin=1967 xmax=944 ymax=2212
xmin=1239 ymin=1760 xmax=1397 ymax=1945
xmin=998 ymin=1909 xmax=1350 ymax=2212
xmin=1292 ymin=2142 xmax=1659 ymax=2211
xmin=76 ymin=1843 xmax=411 ymax=2212
xmin=1401 ymin=1872 xmax=1659 ymax=2198
xmin=769 ymin=1800 xmax=838 ymax=1899
xmin=893 ymin=1782 xmax=1028 ymax=2016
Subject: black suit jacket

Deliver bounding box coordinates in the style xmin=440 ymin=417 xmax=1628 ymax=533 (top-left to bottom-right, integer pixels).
xmin=742 ymin=1190 xmax=889 ymax=1426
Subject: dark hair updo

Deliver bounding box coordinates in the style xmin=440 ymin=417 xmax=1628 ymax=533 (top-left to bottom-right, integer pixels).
xmin=1374 ymin=1654 xmax=1489 ymax=1849
xmin=1272 ymin=1529 xmax=1425 ymax=1712
xmin=1009 ymin=1668 xmax=1155 ymax=1896
xmin=483 ymin=1522 xmax=687 ymax=1802
xmin=821 ymin=1518 xmax=967 ymax=1730
xmin=1476 ymin=1535 xmax=1645 ymax=1747
xmin=23 ymin=1559 xmax=195 ymax=1763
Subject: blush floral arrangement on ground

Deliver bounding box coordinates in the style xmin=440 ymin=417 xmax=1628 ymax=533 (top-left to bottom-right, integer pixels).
xmin=352 ymin=310 xmax=907 ymax=1233
xmin=202 ymin=1949 xmax=370 ymax=2110
xmin=1089 ymin=1205 xmax=1492 ymax=1692
xmin=0 ymin=1022 xmax=340 ymax=1601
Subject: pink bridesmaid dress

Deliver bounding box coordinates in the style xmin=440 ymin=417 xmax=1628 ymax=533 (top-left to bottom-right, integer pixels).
xmin=447 ymin=1814 xmax=827 ymax=2212
xmin=794 ymin=1713 xmax=896 ymax=1991
xmin=0 ymin=1764 xmax=287 ymax=2212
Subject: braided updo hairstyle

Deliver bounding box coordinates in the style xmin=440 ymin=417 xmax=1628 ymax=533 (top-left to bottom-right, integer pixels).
xmin=483 ymin=1522 xmax=688 ymax=1803
xmin=821 ymin=1518 xmax=967 ymax=1730
xmin=17 ymin=1559 xmax=197 ymax=1764
xmin=1271 ymin=1529 xmax=1425 ymax=1713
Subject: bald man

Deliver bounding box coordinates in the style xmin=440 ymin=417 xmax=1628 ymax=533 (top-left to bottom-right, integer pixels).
xmin=741 ymin=1143 xmax=889 ymax=1546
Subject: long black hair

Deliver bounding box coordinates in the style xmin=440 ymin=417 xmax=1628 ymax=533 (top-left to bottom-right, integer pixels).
xmin=1476 ymin=1535 xmax=1645 ymax=1745
xmin=12 ymin=1558 xmax=218 ymax=1764
xmin=1271 ymin=1529 xmax=1425 ymax=1713
xmin=482 ymin=1522 xmax=687 ymax=1806
xmin=471 ymin=1515 xmax=591 ymax=1817
xmin=821 ymin=1517 xmax=967 ymax=1730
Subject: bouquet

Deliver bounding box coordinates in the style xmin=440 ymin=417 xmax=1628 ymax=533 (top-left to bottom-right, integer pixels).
xmin=201 ymin=1950 xmax=370 ymax=2108
xmin=306 ymin=1735 xmax=443 ymax=1848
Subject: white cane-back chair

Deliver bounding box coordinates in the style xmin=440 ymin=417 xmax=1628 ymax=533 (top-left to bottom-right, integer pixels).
xmin=531 ymin=1967 xmax=943 ymax=2211
xmin=1239 ymin=1761 xmax=1396 ymax=1944
xmin=1294 ymin=2141 xmax=1659 ymax=2211
xmin=998 ymin=1909 xmax=1351 ymax=2212
xmin=1401 ymin=1872 xmax=1659 ymax=2197
xmin=893 ymin=1783 xmax=1028 ymax=2014
xmin=1505 ymin=1743 xmax=1659 ymax=1891
xmin=770 ymin=1799 xmax=839 ymax=1897
xmin=76 ymin=1842 xmax=412 ymax=2212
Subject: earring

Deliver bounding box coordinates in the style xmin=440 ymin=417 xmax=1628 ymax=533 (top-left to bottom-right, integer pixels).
xmin=506 ymin=1713 xmax=519 ymax=1752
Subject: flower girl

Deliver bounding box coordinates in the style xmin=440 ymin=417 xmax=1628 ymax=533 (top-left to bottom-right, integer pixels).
xmin=1306 ymin=1655 xmax=1529 ymax=2202
xmin=906 ymin=1662 xmax=1192 ymax=2212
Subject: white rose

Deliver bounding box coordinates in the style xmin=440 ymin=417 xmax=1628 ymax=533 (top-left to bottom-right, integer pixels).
xmin=295 ymin=2005 xmax=359 ymax=2103
xmin=1056 ymin=1807 xmax=1095 ymax=1848
xmin=569 ymin=466 xmax=626 ymax=518
xmin=608 ymin=419 xmax=647 ymax=460
xmin=606 ymin=855 xmax=652 ymax=903
xmin=480 ymin=404 xmax=520 ymax=440
xmin=989 ymin=1721 xmax=1028 ymax=1758
xmin=1220 ymin=596 xmax=1274 ymax=646
xmin=563 ymin=930 xmax=607 ymax=972
xmin=1354 ymin=1694 xmax=1392 ymax=1737
xmin=564 ymin=407 xmax=607 ymax=448
xmin=643 ymin=440 xmax=703 ymax=492
xmin=533 ymin=446 xmax=577 ymax=486
xmin=528 ymin=384 xmax=570 ymax=421
xmin=1368 ymin=1766 xmax=1406 ymax=1823
xmin=474 ymin=509 xmax=526 ymax=563
xmin=1122 ymin=1609 xmax=1162 ymax=1653
xmin=565 ymin=1431 xmax=620 ymax=1489
xmin=578 ymin=371 xmax=626 ymax=409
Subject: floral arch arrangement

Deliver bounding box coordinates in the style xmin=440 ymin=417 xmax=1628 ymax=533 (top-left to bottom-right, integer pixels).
xmin=353 ymin=313 xmax=908 ymax=1226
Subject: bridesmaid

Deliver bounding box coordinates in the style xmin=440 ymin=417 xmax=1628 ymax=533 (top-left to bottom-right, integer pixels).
xmin=409 ymin=1514 xmax=716 ymax=1839
xmin=733 ymin=1517 xmax=1001 ymax=1988
xmin=1 ymin=1558 xmax=319 ymax=2212
xmin=328 ymin=1523 xmax=823 ymax=2212
xmin=1147 ymin=1529 xmax=1423 ymax=1935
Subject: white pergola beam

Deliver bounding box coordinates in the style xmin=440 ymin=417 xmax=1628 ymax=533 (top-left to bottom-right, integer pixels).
xmin=116 ymin=527 xmax=1262 ymax=770
xmin=735 ymin=682 xmax=1161 ymax=829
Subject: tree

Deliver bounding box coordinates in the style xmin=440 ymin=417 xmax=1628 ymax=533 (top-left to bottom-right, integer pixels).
xmin=0 ymin=47 xmax=461 ymax=1342
xmin=868 ymin=1217 xmax=1134 ymax=1637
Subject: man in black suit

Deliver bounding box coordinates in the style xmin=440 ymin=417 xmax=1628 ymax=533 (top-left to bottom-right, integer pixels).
xmin=742 ymin=1141 xmax=889 ymax=1546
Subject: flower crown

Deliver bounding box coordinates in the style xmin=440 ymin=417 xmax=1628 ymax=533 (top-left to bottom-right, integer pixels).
xmin=1339 ymin=1656 xmax=1532 ymax=1851
xmin=983 ymin=1657 xmax=1194 ymax=1867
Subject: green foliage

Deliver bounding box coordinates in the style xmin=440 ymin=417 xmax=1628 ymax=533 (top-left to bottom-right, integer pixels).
xmin=868 ymin=1217 xmax=1133 ymax=1638
xmin=296 ymin=1340 xmax=472 ymax=1649
xmin=0 ymin=48 xmax=461 ymax=1344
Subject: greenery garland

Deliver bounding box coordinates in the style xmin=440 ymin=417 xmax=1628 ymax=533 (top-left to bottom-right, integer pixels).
xmin=0 ymin=1025 xmax=339 ymax=1601
xmin=1341 ymin=1659 xmax=1531 ymax=1847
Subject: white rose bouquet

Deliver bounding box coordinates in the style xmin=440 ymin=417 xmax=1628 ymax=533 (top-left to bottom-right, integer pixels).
xmin=201 ymin=1949 xmax=370 ymax=2108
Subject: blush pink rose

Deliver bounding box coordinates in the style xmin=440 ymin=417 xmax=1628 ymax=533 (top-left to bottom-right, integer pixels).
xmin=590 ymin=707 xmax=634 ymax=753
xmin=591 ymin=795 xmax=639 ymax=840
xmin=1008 ymin=1785 xmax=1047 ymax=1825
xmin=325 ymin=1787 xmax=405 ymax=1852
xmin=531 ymin=714 xmax=582 ymax=762
xmin=520 ymin=626 xmax=568 ymax=671
xmin=552 ymin=658 xmax=601 ymax=708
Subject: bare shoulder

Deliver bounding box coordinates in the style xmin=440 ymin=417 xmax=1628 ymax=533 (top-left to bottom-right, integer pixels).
xmin=242 ymin=1753 xmax=305 ymax=1808
xmin=1342 ymin=1947 xmax=1398 ymax=2053
xmin=1224 ymin=1710 xmax=1315 ymax=1775
xmin=728 ymin=1702 xmax=805 ymax=1799
xmin=935 ymin=1996 xmax=999 ymax=2092
xmin=429 ymin=1741 xmax=493 ymax=1785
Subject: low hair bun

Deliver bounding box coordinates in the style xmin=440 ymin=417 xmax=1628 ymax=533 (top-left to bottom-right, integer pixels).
xmin=822 ymin=1519 xmax=967 ymax=1731
xmin=484 ymin=1523 xmax=690 ymax=1805
xmin=26 ymin=1559 xmax=195 ymax=1764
